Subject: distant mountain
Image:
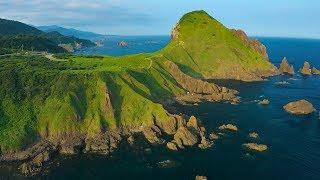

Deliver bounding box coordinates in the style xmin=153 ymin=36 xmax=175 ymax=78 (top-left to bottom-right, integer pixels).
xmin=0 ymin=18 xmax=42 ymax=36
xmin=0 ymin=19 xmax=95 ymax=53
xmin=38 ymin=25 xmax=107 ymax=40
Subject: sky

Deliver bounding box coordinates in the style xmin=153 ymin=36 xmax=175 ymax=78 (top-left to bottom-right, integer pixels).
xmin=0 ymin=0 xmax=319 ymax=39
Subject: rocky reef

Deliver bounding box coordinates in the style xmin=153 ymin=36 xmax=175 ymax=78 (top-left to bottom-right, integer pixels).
xmin=258 ymin=99 xmax=270 ymax=105
xmin=243 ymin=143 xmax=268 ymax=152
xmin=218 ymin=124 xmax=238 ymax=131
xmin=279 ymin=57 xmax=295 ymax=75
xmin=248 ymin=132 xmax=259 ymax=139
xmin=283 ymin=100 xmax=316 ymax=115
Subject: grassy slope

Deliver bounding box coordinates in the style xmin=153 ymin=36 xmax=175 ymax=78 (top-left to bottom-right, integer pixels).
xmin=0 ymin=11 xmax=276 ymax=152
xmin=0 ymin=54 xmax=184 ymax=152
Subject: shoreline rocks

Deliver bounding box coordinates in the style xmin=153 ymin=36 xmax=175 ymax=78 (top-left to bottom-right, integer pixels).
xmin=209 ymin=133 xmax=219 ymax=141
xmin=166 ymin=142 xmax=178 ymax=151
xmin=279 ymin=57 xmax=295 ymax=75
xmin=283 ymin=100 xmax=316 ymax=115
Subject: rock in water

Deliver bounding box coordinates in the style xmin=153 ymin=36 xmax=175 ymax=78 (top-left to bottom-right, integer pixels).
xmin=258 ymin=99 xmax=270 ymax=105
xmin=166 ymin=142 xmax=178 ymax=151
xmin=218 ymin=124 xmax=238 ymax=131
xmin=198 ymin=137 xmax=213 ymax=149
xmin=283 ymin=100 xmax=316 ymax=115
xmin=209 ymin=132 xmax=219 ymax=140
xmin=248 ymin=132 xmax=259 ymax=139
xmin=300 ymin=61 xmax=312 ymax=75
xmin=312 ymin=67 xmax=320 ymax=75
xmin=19 ymin=151 xmax=51 ymax=176
xmin=118 ymin=41 xmax=128 ymax=47
xmin=195 ymin=175 xmax=208 ymax=180
xmin=243 ymin=143 xmax=268 ymax=152
xmin=279 ymin=57 xmax=295 ymax=75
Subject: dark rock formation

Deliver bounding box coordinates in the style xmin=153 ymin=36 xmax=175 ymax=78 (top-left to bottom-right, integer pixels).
xmin=0 ymin=141 xmax=56 ymax=162
xmin=300 ymin=61 xmax=312 ymax=75
xmin=19 ymin=150 xmax=51 ymax=176
xmin=279 ymin=58 xmax=295 ymax=75
xmin=283 ymin=100 xmax=316 ymax=115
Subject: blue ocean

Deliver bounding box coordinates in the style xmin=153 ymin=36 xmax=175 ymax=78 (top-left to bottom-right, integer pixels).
xmin=2 ymin=37 xmax=320 ymax=179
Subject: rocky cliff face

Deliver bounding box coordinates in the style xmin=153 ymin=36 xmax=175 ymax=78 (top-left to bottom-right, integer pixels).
xmin=164 ymin=61 xmax=239 ymax=104
xmin=279 ymin=57 xmax=295 ymax=75
xmin=232 ymin=29 xmax=268 ymax=60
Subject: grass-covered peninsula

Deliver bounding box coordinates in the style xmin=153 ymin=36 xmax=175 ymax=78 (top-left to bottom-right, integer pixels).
xmin=0 ymin=11 xmax=278 ymax=173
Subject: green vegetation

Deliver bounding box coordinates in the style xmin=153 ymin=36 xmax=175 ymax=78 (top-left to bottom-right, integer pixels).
xmin=0 ymin=11 xmax=277 ymax=153
xmin=0 ymin=18 xmax=42 ymax=36
xmin=0 ymin=54 xmax=184 ymax=152
xmin=162 ymin=10 xmax=275 ymax=79
xmin=0 ymin=35 xmax=67 ymax=53
xmin=0 ymin=18 xmax=95 ymax=54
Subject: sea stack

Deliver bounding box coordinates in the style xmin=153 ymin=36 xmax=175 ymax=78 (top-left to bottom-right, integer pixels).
xmin=279 ymin=57 xmax=295 ymax=75
xmin=300 ymin=61 xmax=312 ymax=75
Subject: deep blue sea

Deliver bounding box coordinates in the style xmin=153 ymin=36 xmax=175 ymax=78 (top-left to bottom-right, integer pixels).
xmin=2 ymin=37 xmax=320 ymax=179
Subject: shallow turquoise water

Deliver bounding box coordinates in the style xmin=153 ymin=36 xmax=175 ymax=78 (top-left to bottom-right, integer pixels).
xmin=1 ymin=37 xmax=320 ymax=179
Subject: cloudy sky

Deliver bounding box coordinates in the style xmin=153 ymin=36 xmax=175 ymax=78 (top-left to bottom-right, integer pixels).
xmin=0 ymin=0 xmax=319 ymax=38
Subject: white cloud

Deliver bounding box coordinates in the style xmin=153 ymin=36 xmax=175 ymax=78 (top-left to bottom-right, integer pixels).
xmin=0 ymin=0 xmax=155 ymax=34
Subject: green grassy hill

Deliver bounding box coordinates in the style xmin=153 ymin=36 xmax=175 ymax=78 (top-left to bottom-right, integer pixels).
xmin=162 ymin=10 xmax=278 ymax=81
xmin=0 ymin=11 xmax=277 ymax=153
